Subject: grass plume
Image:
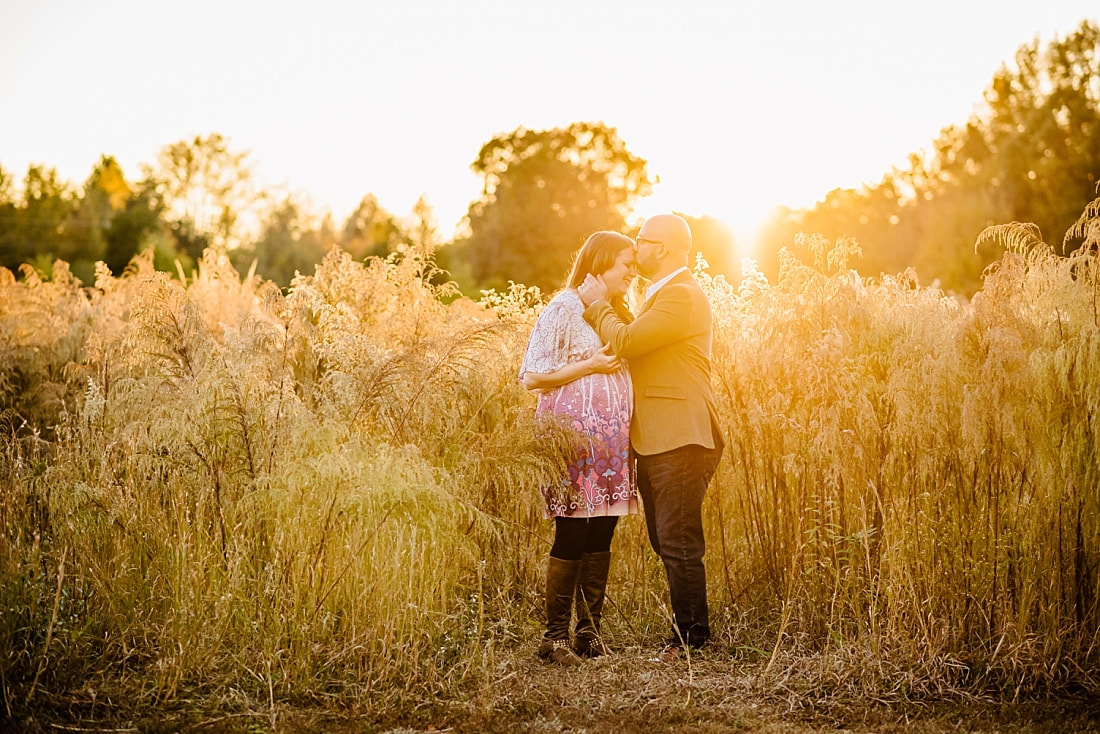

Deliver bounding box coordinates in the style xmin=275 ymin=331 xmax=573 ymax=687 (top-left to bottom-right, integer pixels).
xmin=1 ymin=200 xmax=1098 ymax=723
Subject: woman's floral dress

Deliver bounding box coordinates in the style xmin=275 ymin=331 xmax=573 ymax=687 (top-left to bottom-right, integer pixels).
xmin=519 ymin=289 xmax=638 ymax=518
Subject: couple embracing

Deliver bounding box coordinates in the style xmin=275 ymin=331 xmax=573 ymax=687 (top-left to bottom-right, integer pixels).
xmin=519 ymin=213 xmax=725 ymax=665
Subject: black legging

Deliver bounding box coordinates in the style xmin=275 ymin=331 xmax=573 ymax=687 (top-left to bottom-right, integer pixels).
xmin=549 ymin=516 xmax=619 ymax=561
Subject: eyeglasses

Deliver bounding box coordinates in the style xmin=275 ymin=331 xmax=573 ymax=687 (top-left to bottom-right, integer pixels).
xmin=634 ymin=236 xmax=663 ymax=247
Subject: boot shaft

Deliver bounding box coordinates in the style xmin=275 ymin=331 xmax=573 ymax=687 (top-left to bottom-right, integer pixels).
xmin=573 ymin=551 xmax=613 ymax=658
xmin=573 ymin=551 xmax=612 ymax=630
xmin=541 ymin=556 xmax=584 ymax=665
xmin=544 ymin=556 xmax=582 ymax=641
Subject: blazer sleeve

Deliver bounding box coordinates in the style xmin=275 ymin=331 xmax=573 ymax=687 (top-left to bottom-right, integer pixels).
xmin=583 ymin=284 xmax=693 ymax=360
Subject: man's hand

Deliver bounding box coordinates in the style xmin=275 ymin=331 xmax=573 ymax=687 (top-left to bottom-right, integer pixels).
xmin=577 ymin=273 xmax=609 ymax=306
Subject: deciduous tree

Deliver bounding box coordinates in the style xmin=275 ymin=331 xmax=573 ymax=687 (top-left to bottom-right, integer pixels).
xmin=0 ymin=165 xmax=76 ymax=276
xmin=756 ymin=19 xmax=1100 ymax=294
xmin=678 ymin=212 xmax=739 ymax=281
xmin=452 ymin=122 xmax=652 ymax=293
xmin=340 ymin=194 xmax=410 ymax=261
xmin=237 ymin=195 xmax=334 ymax=288
xmin=140 ymin=133 xmax=258 ymax=258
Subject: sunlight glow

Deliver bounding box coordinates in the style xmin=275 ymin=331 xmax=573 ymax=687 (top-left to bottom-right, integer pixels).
xmin=1 ymin=0 xmax=1096 ymax=267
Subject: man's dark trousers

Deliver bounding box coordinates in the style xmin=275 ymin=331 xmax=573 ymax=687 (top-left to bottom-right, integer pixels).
xmin=636 ymin=442 xmax=722 ymax=648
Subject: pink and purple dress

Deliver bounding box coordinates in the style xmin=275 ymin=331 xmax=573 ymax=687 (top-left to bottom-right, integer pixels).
xmin=519 ymin=289 xmax=638 ymax=519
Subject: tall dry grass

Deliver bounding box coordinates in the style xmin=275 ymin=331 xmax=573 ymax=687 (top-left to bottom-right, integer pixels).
xmin=1 ymin=247 xmax=568 ymax=716
xmin=702 ymin=212 xmax=1100 ymax=696
xmin=1 ymin=199 xmax=1098 ymax=718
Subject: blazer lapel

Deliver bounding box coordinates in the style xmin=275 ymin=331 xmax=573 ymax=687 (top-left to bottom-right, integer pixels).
xmin=640 ymin=270 xmax=693 ymax=315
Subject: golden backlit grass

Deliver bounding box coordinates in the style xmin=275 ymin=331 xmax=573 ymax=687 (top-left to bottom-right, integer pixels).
xmin=1 ymin=202 xmax=1098 ymax=724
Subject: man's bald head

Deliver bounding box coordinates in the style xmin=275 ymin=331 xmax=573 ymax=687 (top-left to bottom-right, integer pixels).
xmin=639 ymin=214 xmax=692 ymax=257
xmin=633 ymin=213 xmax=693 ymax=280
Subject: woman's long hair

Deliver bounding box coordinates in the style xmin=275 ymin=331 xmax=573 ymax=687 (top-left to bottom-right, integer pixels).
xmin=565 ymin=231 xmax=635 ymax=322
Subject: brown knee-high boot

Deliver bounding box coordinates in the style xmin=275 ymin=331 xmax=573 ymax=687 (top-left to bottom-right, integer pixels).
xmin=572 ymin=551 xmax=612 ymax=657
xmin=538 ymin=557 xmax=584 ymax=665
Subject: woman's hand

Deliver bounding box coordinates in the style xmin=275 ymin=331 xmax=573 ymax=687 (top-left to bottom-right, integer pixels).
xmin=521 ymin=345 xmax=622 ymax=391
xmin=586 ymin=344 xmax=622 ymax=374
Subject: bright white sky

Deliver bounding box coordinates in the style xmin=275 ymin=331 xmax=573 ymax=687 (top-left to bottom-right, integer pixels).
xmin=1 ymin=1 xmax=1096 ymax=256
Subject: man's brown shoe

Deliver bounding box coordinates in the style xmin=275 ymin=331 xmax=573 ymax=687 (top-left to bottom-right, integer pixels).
xmin=538 ymin=637 xmax=584 ymax=666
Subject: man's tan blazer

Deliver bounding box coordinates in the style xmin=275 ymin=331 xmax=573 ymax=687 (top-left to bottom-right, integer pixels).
xmin=584 ymin=270 xmax=723 ymax=456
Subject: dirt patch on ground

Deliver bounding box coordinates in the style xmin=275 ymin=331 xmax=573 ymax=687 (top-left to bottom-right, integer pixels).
xmin=12 ymin=646 xmax=1100 ymax=733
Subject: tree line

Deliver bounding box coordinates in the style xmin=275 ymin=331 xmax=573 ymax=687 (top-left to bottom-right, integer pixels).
xmin=0 ymin=133 xmax=443 ymax=290
xmin=757 ymin=19 xmax=1100 ymax=294
xmin=1 ymin=20 xmax=1097 ymax=296
xmin=0 ymin=122 xmax=739 ymax=297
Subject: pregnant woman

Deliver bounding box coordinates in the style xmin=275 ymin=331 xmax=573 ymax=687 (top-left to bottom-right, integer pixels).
xmin=519 ymin=231 xmax=639 ymax=665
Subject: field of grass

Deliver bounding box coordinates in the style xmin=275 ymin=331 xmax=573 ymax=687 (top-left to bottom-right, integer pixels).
xmin=2 ymin=202 xmax=1099 ymax=730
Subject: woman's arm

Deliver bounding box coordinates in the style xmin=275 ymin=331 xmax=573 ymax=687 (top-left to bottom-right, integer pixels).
xmin=521 ymin=344 xmax=621 ymax=392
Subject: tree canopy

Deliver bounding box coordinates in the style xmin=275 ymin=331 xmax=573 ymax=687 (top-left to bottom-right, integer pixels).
xmin=449 ymin=121 xmax=653 ymax=294
xmin=0 ymin=137 xmax=433 ymax=289
xmin=141 ymin=132 xmax=258 ymax=259
xmin=756 ymin=19 xmax=1100 ymax=295
xmin=4 ymin=17 xmax=1097 ymax=299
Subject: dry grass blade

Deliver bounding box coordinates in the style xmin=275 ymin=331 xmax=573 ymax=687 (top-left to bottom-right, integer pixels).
xmin=2 ymin=199 xmax=1099 ymax=728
